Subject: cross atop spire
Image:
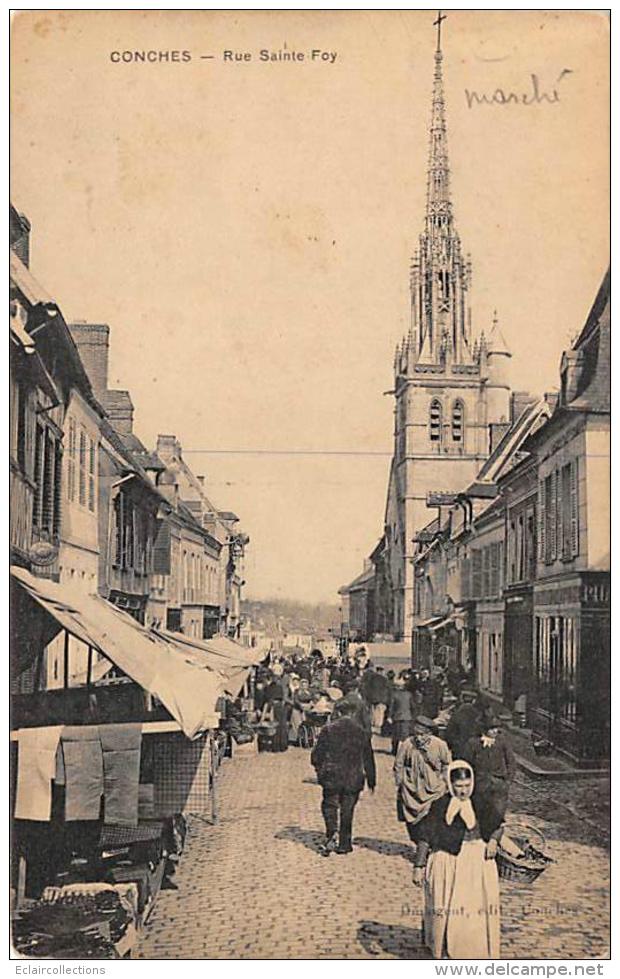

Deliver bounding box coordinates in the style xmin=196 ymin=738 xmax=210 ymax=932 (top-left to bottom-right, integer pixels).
xmin=425 ymin=10 xmax=452 ymax=232
xmin=433 ymin=10 xmax=447 ymax=53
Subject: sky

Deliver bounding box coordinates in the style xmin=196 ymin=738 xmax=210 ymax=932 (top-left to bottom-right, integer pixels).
xmin=11 ymin=10 xmax=609 ymax=604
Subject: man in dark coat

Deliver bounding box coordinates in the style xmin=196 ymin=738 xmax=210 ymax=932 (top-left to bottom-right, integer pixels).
xmin=462 ymin=713 xmax=516 ymax=829
xmin=388 ymin=675 xmax=418 ymax=755
xmin=419 ymin=669 xmax=443 ymax=720
xmin=333 ymin=679 xmax=372 ymax=733
xmin=333 ymin=655 xmax=358 ymax=694
xmin=360 ymin=665 xmax=391 ymax=732
xmin=310 ymin=701 xmax=376 ymax=855
xmin=444 ymin=688 xmax=486 ymax=759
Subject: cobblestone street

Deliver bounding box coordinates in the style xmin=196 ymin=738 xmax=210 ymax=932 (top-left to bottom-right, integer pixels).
xmin=137 ymin=739 xmax=610 ymax=960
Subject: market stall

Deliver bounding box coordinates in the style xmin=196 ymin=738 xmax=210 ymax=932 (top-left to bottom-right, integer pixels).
xmin=10 ymin=567 xmax=262 ymax=957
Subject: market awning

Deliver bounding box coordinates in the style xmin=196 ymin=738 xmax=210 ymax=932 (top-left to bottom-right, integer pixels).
xmin=11 ymin=567 xmax=227 ymax=739
xmin=154 ymin=630 xmax=263 ymax=698
xmin=420 ymin=610 xmax=468 ymax=634
xmin=416 ymin=615 xmax=445 ymax=630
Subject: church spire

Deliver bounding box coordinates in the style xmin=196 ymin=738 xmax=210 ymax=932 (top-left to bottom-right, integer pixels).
xmin=426 ymin=11 xmax=452 ymax=235
xmin=406 ymin=11 xmax=472 ymax=370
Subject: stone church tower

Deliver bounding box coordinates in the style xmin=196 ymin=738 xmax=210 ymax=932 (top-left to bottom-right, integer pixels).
xmin=382 ymin=16 xmax=512 ymax=640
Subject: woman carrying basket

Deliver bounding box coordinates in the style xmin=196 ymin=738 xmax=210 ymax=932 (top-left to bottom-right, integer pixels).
xmin=412 ymin=761 xmax=502 ymax=960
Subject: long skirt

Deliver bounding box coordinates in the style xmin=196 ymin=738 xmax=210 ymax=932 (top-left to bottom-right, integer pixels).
xmin=289 ymin=706 xmax=303 ymax=741
xmin=423 ymin=840 xmax=500 ymax=959
xmin=371 ymin=703 xmax=387 ymax=731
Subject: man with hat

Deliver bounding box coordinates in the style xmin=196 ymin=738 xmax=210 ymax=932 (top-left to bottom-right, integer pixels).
xmin=444 ymin=687 xmax=488 ymax=759
xmin=311 ymin=699 xmax=376 ymax=856
xmin=462 ymin=711 xmax=516 ymax=829
xmin=393 ymin=715 xmax=452 ymax=847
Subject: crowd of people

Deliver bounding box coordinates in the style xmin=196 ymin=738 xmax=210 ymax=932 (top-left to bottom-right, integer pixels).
xmin=248 ymin=644 xmax=517 ymax=959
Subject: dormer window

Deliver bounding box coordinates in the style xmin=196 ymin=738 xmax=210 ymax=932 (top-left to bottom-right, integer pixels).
xmin=430 ymin=399 xmax=442 ymax=442
xmin=452 ymin=400 xmax=464 ymax=443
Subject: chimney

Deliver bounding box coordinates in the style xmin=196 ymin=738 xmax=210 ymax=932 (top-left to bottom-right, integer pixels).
xmin=510 ymin=391 xmax=537 ymax=425
xmin=103 ymin=390 xmax=134 ymax=435
xmin=156 ymin=434 xmax=181 ymax=462
xmin=544 ymin=391 xmax=559 ymax=411
xmin=489 ymin=421 xmax=511 ymax=453
xmin=69 ymin=322 xmax=110 ymax=400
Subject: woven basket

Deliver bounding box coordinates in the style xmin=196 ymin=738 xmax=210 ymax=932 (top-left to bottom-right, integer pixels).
xmin=497 ymin=821 xmax=553 ymax=883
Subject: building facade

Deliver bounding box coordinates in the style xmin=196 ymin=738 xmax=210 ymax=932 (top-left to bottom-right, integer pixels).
xmin=338 ymin=563 xmax=375 ymax=642
xmin=409 ymin=269 xmax=609 ymax=761
xmin=10 ymin=208 xmax=113 ymax=691
xmin=154 ymin=436 xmax=249 ymax=639
xmin=524 ymin=271 xmax=610 ymax=761
xmin=69 ymin=322 xmax=169 ymax=627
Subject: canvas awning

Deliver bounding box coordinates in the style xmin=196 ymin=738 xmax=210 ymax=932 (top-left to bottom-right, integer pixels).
xmin=416 ymin=615 xmax=445 ymax=630
xmin=11 ymin=567 xmax=228 ymax=739
xmin=154 ymin=629 xmax=262 ymax=698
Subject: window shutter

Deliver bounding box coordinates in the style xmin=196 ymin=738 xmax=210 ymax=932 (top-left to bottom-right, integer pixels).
xmin=129 ymin=502 xmax=137 ymax=569
xmin=472 ymin=550 xmax=482 ymax=598
xmin=79 ymin=429 xmax=87 ymax=506
xmin=556 ymin=467 xmax=565 ymax=561
xmin=113 ymin=494 xmax=123 ymax=567
xmin=461 ymin=557 xmax=470 ymax=600
xmin=53 ymin=441 xmax=63 ymax=537
xmin=570 ymin=459 xmax=579 ymax=557
xmin=88 ymin=439 xmax=96 ymax=512
xmin=549 ymin=473 xmax=557 ymax=562
xmin=482 ymin=548 xmax=490 ymax=597
xmin=67 ymin=419 xmax=76 ymax=502
xmin=537 ymin=481 xmax=545 ymax=563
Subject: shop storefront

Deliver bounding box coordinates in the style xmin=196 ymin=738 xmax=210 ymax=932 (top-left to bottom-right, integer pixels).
xmin=531 ymin=572 xmax=610 ymax=762
xmin=503 ymin=586 xmax=533 ymax=714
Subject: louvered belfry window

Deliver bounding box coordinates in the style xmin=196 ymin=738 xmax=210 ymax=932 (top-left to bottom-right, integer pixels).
xmin=430 ymin=399 xmax=442 ymax=442
xmin=452 ymin=400 xmax=464 ymax=442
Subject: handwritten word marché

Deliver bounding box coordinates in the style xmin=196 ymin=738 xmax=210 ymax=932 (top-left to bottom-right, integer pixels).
xmin=465 ymin=71 xmax=572 ymax=108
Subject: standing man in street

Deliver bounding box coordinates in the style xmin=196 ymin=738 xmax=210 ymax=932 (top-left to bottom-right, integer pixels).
xmin=333 ymin=678 xmax=372 ymax=733
xmin=310 ymin=700 xmax=376 ymax=856
xmin=360 ymin=664 xmax=391 ymax=734
xmin=388 ymin=674 xmax=418 ymax=755
xmin=462 ymin=711 xmax=516 ymax=831
xmin=444 ymin=688 xmax=487 ymax=759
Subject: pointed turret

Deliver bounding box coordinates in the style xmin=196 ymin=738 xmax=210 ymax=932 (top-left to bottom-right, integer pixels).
xmin=486 ymin=309 xmax=512 ymax=386
xmin=487 ymin=309 xmax=511 ymax=358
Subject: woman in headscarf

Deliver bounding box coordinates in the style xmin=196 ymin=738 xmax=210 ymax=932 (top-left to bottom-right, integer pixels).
xmin=412 ymin=760 xmax=502 ymax=960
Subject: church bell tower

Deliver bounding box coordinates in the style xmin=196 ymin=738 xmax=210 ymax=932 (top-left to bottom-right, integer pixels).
xmin=383 ymin=12 xmax=512 ymax=641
